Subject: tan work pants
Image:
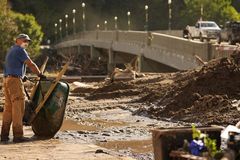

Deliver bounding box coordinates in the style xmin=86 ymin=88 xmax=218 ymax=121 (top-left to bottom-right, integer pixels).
xmin=1 ymin=77 xmax=25 ymax=139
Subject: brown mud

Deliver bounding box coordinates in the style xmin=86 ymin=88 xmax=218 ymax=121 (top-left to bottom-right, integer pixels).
xmin=83 ymin=50 xmax=240 ymax=126
xmin=0 ymin=113 xmax=135 ymax=160
xmin=1 ymin=50 xmax=240 ymax=159
xmin=64 ymin=96 xmax=184 ymax=160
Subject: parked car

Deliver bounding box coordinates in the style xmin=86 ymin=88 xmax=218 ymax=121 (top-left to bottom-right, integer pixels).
xmin=217 ymin=21 xmax=240 ymax=45
xmin=187 ymin=21 xmax=221 ymax=42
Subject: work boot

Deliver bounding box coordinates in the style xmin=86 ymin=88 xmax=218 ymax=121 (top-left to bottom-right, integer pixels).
xmin=13 ymin=137 xmax=31 ymax=143
xmin=1 ymin=137 xmax=9 ymax=142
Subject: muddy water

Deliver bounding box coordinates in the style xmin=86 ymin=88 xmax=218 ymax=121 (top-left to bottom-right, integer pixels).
xmin=0 ymin=86 xmax=183 ymax=160
xmin=60 ymin=117 xmax=153 ymax=152
xmin=0 ymin=103 xmax=181 ymax=160
xmin=60 ymin=118 xmax=153 ymax=158
xmin=63 ymin=99 xmax=186 ymax=160
xmin=1 ymin=111 xmax=152 ymax=157
xmin=61 ymin=119 xmax=97 ymax=131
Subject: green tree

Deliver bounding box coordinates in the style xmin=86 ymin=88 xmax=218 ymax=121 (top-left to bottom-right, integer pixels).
xmin=0 ymin=0 xmax=18 ymax=63
xmin=182 ymin=0 xmax=240 ymax=26
xmin=11 ymin=12 xmax=44 ymax=57
xmin=9 ymin=0 xmax=240 ymax=40
xmin=0 ymin=0 xmax=43 ymax=67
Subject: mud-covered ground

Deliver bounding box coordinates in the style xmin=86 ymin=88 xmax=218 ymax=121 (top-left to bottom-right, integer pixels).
xmin=0 ymin=80 xmax=185 ymax=160
xmin=1 ymin=50 xmax=240 ymax=159
xmin=77 ymin=50 xmax=240 ymax=126
xmin=61 ymin=50 xmax=240 ymax=159
xmin=64 ymin=93 xmax=185 ymax=160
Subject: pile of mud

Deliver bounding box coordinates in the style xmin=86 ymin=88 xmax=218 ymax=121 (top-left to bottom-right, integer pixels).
xmin=146 ymin=51 xmax=240 ymax=125
xmin=86 ymin=81 xmax=140 ymax=100
xmin=88 ymin=50 xmax=240 ymax=126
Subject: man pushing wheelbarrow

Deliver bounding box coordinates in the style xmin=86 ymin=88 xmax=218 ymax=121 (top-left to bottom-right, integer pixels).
xmin=1 ymin=33 xmax=69 ymax=143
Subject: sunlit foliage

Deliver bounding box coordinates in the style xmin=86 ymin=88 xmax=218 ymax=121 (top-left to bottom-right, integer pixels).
xmin=182 ymin=0 xmax=240 ymax=25
xmin=0 ymin=0 xmax=43 ymax=65
xmin=0 ymin=0 xmax=18 ymax=63
xmin=11 ymin=12 xmax=44 ymax=58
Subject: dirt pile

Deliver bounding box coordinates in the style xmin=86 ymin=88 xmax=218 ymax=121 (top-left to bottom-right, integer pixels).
xmin=86 ymin=81 xmax=140 ymax=100
xmin=87 ymin=50 xmax=240 ymax=126
xmin=147 ymin=51 xmax=240 ymax=125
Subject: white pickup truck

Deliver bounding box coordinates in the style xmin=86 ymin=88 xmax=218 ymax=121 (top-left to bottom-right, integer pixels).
xmin=187 ymin=21 xmax=221 ymax=42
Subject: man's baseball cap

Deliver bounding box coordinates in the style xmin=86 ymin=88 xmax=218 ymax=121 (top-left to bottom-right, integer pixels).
xmin=16 ymin=33 xmax=31 ymax=41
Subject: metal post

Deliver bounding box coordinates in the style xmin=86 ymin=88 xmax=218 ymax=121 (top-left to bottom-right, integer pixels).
xmin=72 ymin=9 xmax=76 ymax=34
xmin=127 ymin=11 xmax=131 ymax=31
xmin=200 ymin=4 xmax=203 ymax=21
xmin=82 ymin=2 xmax=86 ymax=32
xmin=65 ymin=14 xmax=68 ymax=36
xmin=104 ymin=20 xmax=108 ymax=31
xmin=96 ymin=24 xmax=100 ymax=39
xmin=168 ymin=0 xmax=172 ymax=30
xmin=59 ymin=19 xmax=62 ymax=40
xmin=114 ymin=16 xmax=118 ymax=30
xmin=54 ymin=23 xmax=58 ymax=42
xmin=145 ymin=5 xmax=148 ymax=31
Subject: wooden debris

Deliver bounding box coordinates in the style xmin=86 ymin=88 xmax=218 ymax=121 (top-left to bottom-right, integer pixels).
xmin=195 ymin=55 xmax=207 ymax=65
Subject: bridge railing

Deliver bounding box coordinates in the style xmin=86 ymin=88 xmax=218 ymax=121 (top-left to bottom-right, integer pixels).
xmin=57 ymin=30 xmax=211 ymax=61
xmin=151 ymin=33 xmax=210 ymax=61
xmin=118 ymin=31 xmax=146 ymax=44
xmin=56 ymin=30 xmax=213 ymax=69
xmin=60 ymin=30 xmax=149 ymax=44
xmin=97 ymin=31 xmax=116 ymax=41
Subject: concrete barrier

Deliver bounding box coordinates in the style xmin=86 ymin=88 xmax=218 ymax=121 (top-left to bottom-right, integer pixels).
xmin=55 ymin=30 xmax=221 ymax=71
xmin=154 ymin=30 xmax=183 ymax=37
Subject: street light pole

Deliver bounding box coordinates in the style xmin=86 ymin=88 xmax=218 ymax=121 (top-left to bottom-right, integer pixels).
xmin=114 ymin=16 xmax=118 ymax=30
xmin=59 ymin=19 xmax=62 ymax=40
xmin=127 ymin=11 xmax=131 ymax=31
xmin=72 ymin=9 xmax=76 ymax=34
xmin=145 ymin=5 xmax=148 ymax=31
xmin=200 ymin=4 xmax=203 ymax=21
xmin=54 ymin=23 xmax=58 ymax=42
xmin=97 ymin=24 xmax=100 ymax=30
xmin=82 ymin=2 xmax=86 ymax=32
xmin=65 ymin=14 xmax=68 ymax=36
xmin=168 ymin=0 xmax=172 ymax=30
xmin=104 ymin=20 xmax=108 ymax=31
xmin=96 ymin=24 xmax=100 ymax=40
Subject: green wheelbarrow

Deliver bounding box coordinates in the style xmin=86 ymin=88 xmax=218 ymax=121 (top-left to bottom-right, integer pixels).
xmin=24 ymin=62 xmax=69 ymax=138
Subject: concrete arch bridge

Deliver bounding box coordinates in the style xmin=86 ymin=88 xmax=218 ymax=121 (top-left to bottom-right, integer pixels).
xmin=54 ymin=30 xmax=230 ymax=73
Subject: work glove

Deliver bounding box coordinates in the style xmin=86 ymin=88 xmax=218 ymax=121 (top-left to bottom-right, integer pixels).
xmin=38 ymin=73 xmax=47 ymax=80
